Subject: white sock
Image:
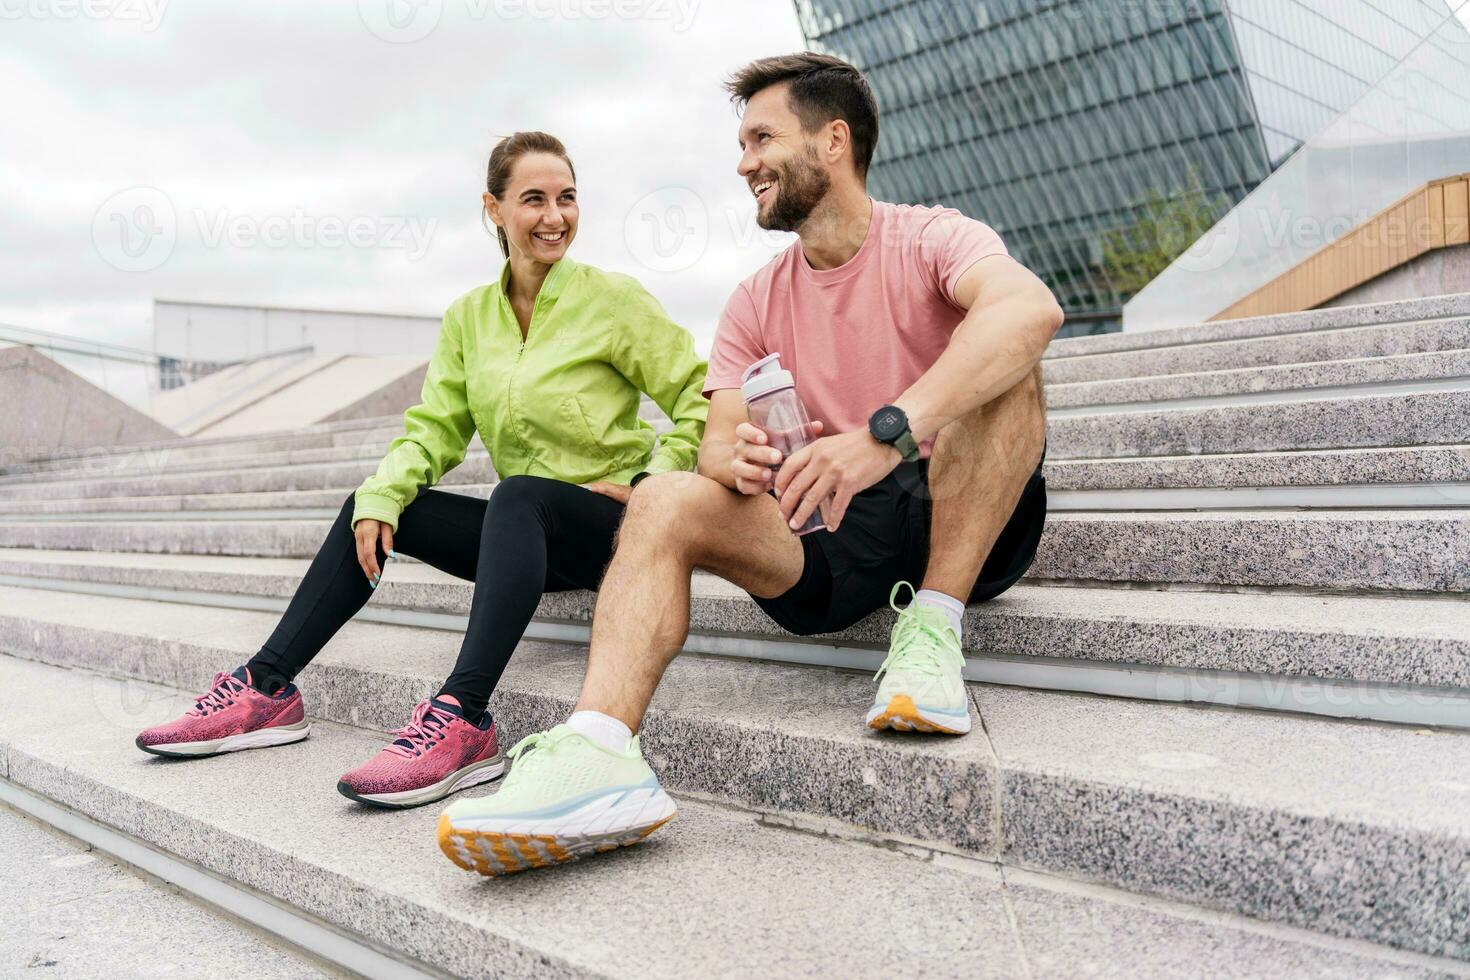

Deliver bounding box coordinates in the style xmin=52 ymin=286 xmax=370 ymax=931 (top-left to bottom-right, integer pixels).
xmin=566 ymin=710 xmax=633 ymax=753
xmin=914 ymin=589 xmax=965 ymax=642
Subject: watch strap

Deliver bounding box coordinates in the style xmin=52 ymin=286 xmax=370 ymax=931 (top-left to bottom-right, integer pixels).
xmin=893 ymin=428 xmax=921 ymax=463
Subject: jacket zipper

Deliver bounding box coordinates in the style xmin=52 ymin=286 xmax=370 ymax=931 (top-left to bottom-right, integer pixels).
xmin=506 ymin=294 xmax=539 ymax=465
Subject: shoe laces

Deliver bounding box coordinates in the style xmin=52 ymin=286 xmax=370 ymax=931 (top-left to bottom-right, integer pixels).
xmin=385 ymin=700 xmax=455 ymax=758
xmin=503 ymin=727 xmax=577 ymax=780
xmin=189 ymin=671 xmax=248 ymax=717
xmin=874 ymin=581 xmax=955 ymax=683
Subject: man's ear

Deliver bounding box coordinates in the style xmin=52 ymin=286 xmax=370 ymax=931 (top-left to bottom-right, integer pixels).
xmin=826 ymin=119 xmax=852 ymax=167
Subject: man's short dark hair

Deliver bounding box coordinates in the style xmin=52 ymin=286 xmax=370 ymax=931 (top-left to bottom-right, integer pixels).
xmin=725 ymin=52 xmax=880 ymax=179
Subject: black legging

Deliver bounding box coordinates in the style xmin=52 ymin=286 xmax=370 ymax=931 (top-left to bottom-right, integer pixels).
xmin=246 ymin=475 xmax=627 ymax=721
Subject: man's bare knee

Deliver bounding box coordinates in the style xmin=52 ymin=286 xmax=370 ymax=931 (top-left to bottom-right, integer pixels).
xmin=617 ymin=471 xmax=724 ymax=557
xmin=622 ymin=472 xmax=801 ymax=593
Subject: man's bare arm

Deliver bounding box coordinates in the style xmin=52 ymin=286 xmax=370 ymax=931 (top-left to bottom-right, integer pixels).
xmin=696 ymin=390 xmax=746 ymax=490
xmin=693 ymin=389 xmax=775 ymax=493
xmin=893 ymin=255 xmax=1064 ymax=444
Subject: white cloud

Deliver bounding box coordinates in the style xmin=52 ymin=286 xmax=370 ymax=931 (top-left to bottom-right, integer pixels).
xmin=0 ymin=0 xmax=805 ymax=383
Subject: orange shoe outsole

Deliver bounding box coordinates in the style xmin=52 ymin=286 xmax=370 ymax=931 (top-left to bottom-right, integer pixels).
xmin=437 ymin=813 xmax=675 ymax=877
xmin=866 ymin=694 xmax=969 ymax=734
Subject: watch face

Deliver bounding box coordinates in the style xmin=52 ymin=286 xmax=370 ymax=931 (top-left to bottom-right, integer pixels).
xmin=871 ymin=406 xmax=905 ymax=441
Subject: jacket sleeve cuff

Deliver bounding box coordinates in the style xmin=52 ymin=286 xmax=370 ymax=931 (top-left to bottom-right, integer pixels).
xmin=641 ymin=454 xmax=680 ymax=479
xmin=351 ymin=492 xmax=403 ymax=532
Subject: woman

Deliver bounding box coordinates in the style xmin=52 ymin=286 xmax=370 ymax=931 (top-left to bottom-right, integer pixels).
xmin=133 ymin=132 xmax=709 ymax=809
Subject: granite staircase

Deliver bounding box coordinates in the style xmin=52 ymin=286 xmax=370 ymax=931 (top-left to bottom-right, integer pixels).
xmin=1 ymin=294 xmax=1468 ymax=978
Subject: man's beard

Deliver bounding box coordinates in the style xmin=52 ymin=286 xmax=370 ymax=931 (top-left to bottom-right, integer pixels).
xmin=758 ymin=149 xmax=831 ymax=232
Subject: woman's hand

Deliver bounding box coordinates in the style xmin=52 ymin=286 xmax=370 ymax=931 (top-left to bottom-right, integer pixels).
xmin=583 ymin=481 xmax=634 ymax=505
xmin=353 ymin=518 xmax=394 ymax=587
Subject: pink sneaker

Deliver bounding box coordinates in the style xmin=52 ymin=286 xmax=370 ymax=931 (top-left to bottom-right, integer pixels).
xmin=136 ymin=667 xmax=309 ymax=757
xmin=337 ymin=697 xmax=505 ymax=809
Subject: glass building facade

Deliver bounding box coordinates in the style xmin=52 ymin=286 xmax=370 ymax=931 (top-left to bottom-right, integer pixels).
xmin=793 ymin=0 xmax=1470 ymax=334
xmin=1125 ymin=3 xmax=1470 ymax=330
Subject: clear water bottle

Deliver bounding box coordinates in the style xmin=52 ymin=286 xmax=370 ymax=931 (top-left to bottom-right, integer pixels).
xmin=741 ymin=352 xmax=826 ymax=536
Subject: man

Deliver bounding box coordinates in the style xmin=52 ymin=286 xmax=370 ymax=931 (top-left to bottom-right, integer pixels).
xmin=436 ymin=52 xmax=1064 ymax=877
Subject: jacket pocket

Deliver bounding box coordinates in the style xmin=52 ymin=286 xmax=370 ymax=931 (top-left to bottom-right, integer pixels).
xmin=561 ymin=395 xmax=610 ymax=461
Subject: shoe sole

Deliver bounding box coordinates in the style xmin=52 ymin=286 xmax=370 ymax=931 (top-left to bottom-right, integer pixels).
xmin=866 ymin=694 xmax=971 ymax=735
xmin=338 ymin=755 xmax=507 ymax=810
xmin=437 ymin=789 xmax=677 ymax=877
xmin=135 ymin=720 xmax=312 ymax=757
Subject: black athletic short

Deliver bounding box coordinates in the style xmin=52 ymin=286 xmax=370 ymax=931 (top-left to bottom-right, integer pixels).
xmin=750 ymin=439 xmax=1047 ymax=636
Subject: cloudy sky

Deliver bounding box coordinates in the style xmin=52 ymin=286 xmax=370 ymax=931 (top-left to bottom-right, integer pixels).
xmin=0 ymin=0 xmax=806 ymax=396
xmin=9 ymin=1 xmax=1470 ymax=404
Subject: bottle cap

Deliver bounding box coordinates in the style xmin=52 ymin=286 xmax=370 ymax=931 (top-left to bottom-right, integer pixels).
xmin=740 ymin=352 xmax=794 ymax=402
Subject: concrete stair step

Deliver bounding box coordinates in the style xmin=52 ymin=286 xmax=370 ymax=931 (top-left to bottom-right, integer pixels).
xmin=0 ymin=455 xmax=496 ymax=504
xmin=1044 ymin=293 xmax=1470 ymax=361
xmin=3 ymin=411 xmax=404 ymax=470
xmin=0 ymin=426 xmax=408 ymax=487
xmin=1047 ymin=445 xmax=1470 ymax=492
xmin=0 ymin=405 xmax=672 ymax=484
xmin=2 ymin=446 xmax=1464 ymax=512
xmin=1035 ymin=508 xmax=1469 ymax=592
xmin=1 ymin=598 xmax=1467 ymax=958
xmin=0 ymin=439 xmax=446 ymax=492
xmin=0 ymin=418 xmax=409 ymax=482
xmin=1048 ymin=348 xmax=1470 ymax=412
xmin=0 ymin=804 xmax=338 ymax=979
xmin=2 ymin=548 xmax=1465 ymax=711
xmin=1042 ymin=316 xmax=1470 ymax=385
xmin=5 ymin=660 xmax=1456 ymax=979
xmin=0 ymin=484 xmax=498 ymax=519
xmin=0 ymin=413 xmax=671 ymax=489
xmin=1048 ymin=389 xmax=1468 ymax=459
xmin=1 ymin=508 xmax=1462 ymax=592
xmin=11 ymin=386 xmax=1459 ymax=493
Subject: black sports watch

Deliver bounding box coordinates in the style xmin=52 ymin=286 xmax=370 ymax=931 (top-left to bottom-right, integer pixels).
xmin=630 ymin=471 xmax=652 ymax=487
xmin=868 ymin=404 xmax=921 ymax=462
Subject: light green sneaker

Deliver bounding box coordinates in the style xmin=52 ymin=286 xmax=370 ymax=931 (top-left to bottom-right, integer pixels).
xmin=865 ymin=582 xmax=972 ymax=735
xmin=436 ymin=723 xmax=676 ymax=876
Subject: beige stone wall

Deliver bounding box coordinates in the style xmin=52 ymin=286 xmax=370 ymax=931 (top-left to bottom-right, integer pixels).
xmin=1 ymin=346 xmax=178 ymax=466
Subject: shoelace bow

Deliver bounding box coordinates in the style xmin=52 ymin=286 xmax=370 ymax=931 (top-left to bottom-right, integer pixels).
xmin=502 ymin=728 xmax=575 ymax=780
xmin=873 ymin=581 xmax=953 ymax=682
xmin=385 ymin=700 xmax=455 ymax=758
xmin=189 ymin=671 xmax=247 ymax=716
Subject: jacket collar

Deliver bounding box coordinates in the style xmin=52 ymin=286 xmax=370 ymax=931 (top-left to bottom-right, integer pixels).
xmin=498 ymin=255 xmax=576 ymax=303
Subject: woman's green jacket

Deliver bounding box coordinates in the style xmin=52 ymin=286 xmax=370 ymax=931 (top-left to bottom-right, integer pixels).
xmin=352 ymin=257 xmax=709 ymax=532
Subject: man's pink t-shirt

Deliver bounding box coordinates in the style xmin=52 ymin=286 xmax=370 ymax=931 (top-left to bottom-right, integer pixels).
xmin=703 ymin=199 xmax=1009 ymax=458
